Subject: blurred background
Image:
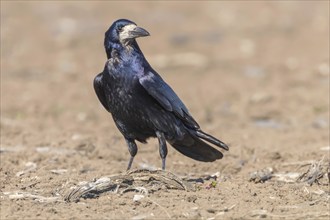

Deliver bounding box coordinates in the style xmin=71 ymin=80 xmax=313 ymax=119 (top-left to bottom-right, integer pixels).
xmin=1 ymin=1 xmax=329 ymax=219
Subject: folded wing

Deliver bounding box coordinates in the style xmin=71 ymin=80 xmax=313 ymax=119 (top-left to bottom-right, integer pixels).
xmin=139 ymin=72 xmax=199 ymax=129
xmin=93 ymin=72 xmax=110 ymax=112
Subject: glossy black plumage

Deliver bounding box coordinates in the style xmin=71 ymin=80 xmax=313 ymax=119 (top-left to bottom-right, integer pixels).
xmin=94 ymin=19 xmax=228 ymax=170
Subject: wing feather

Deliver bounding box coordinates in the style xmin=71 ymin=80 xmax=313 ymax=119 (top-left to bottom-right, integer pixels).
xmin=93 ymin=72 xmax=110 ymax=112
xmin=139 ymin=72 xmax=199 ymax=129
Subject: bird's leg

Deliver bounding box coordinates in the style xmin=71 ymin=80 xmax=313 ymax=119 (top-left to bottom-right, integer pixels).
xmin=125 ymin=138 xmax=138 ymax=171
xmin=156 ymin=131 xmax=168 ymax=170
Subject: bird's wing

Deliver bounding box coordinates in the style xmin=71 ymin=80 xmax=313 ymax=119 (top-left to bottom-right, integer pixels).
xmin=93 ymin=72 xmax=110 ymax=112
xmin=139 ymin=72 xmax=200 ymax=129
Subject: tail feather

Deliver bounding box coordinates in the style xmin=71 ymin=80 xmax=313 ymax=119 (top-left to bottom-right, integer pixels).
xmin=194 ymin=130 xmax=229 ymax=151
xmin=170 ymin=134 xmax=224 ymax=162
xmin=169 ymin=129 xmax=228 ymax=162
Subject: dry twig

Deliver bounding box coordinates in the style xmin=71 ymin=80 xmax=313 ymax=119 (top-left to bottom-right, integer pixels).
xmin=64 ymin=169 xmax=193 ymax=202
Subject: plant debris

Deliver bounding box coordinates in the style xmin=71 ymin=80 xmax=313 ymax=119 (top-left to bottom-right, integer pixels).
xmin=297 ymin=158 xmax=329 ymax=185
xmin=249 ymin=167 xmax=273 ymax=183
xmin=64 ymin=169 xmax=194 ymax=202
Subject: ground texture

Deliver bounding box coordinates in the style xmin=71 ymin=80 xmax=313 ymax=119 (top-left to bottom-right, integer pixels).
xmin=1 ymin=2 xmax=329 ymax=219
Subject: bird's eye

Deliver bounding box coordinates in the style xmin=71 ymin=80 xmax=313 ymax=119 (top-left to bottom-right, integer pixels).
xmin=117 ymin=25 xmax=124 ymax=32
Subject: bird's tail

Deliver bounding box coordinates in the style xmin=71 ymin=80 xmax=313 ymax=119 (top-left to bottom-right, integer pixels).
xmin=193 ymin=130 xmax=229 ymax=151
xmin=169 ymin=130 xmax=228 ymax=162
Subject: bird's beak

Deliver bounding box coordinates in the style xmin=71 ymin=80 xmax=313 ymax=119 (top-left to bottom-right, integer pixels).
xmin=120 ymin=24 xmax=150 ymax=45
xmin=128 ymin=26 xmax=150 ymax=39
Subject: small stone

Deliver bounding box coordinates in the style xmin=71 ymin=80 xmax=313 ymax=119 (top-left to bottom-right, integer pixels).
xmin=133 ymin=194 xmax=144 ymax=202
xmin=186 ymin=195 xmax=197 ymax=203
xmin=207 ymin=208 xmax=217 ymax=213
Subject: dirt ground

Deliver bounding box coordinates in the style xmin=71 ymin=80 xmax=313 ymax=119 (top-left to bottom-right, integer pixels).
xmin=1 ymin=1 xmax=329 ymax=219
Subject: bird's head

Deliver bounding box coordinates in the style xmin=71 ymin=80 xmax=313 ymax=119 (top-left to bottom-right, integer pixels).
xmin=104 ymin=19 xmax=150 ymax=57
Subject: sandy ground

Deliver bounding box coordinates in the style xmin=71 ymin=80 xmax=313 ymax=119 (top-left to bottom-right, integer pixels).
xmin=1 ymin=1 xmax=329 ymax=219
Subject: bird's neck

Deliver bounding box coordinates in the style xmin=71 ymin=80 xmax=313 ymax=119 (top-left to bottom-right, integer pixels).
xmin=106 ymin=40 xmax=143 ymax=60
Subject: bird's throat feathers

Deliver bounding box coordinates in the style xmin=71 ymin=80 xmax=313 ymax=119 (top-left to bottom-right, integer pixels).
xmin=106 ymin=45 xmax=146 ymax=77
xmin=106 ymin=40 xmax=142 ymax=59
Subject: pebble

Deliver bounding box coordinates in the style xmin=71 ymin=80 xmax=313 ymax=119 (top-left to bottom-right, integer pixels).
xmin=133 ymin=194 xmax=145 ymax=202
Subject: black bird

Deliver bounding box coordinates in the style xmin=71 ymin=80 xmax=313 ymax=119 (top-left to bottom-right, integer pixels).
xmin=94 ymin=19 xmax=228 ymax=170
